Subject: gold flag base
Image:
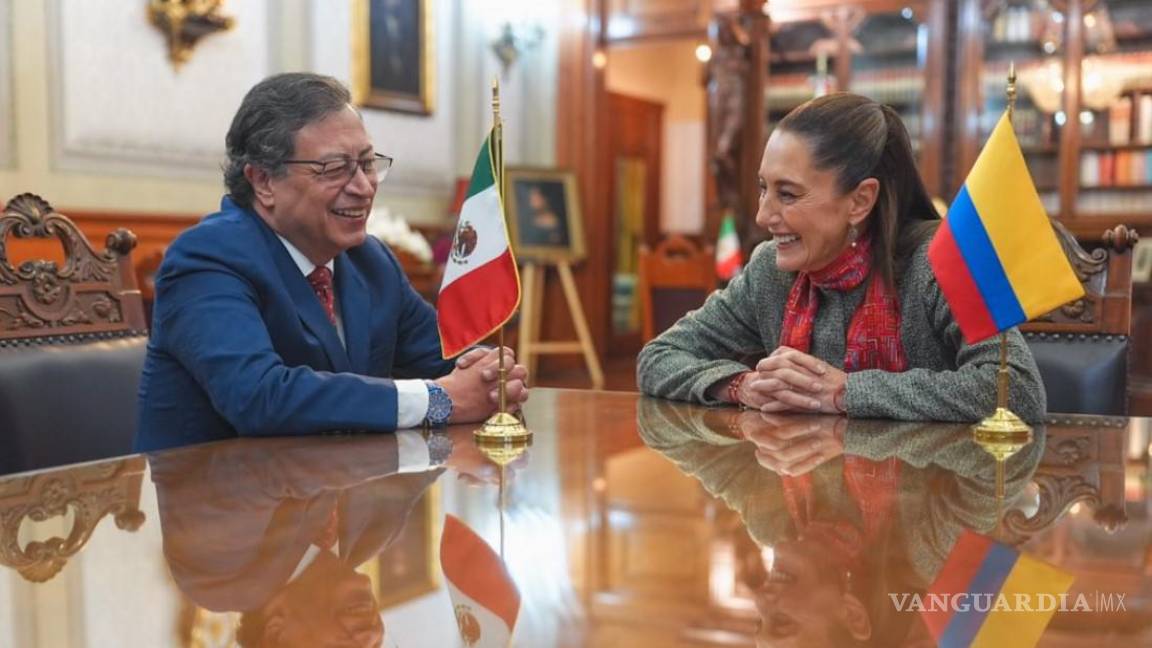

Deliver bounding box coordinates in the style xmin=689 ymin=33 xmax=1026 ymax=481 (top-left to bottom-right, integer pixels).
xmin=476 ymin=411 xmax=531 ymax=442
xmin=475 ymin=423 xmax=533 ymax=466
xmin=972 ymin=407 xmax=1032 ymax=452
xmin=972 ymin=407 xmax=1033 ymax=512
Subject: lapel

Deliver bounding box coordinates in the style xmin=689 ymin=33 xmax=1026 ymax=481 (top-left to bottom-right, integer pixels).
xmin=262 ymin=226 xmax=351 ymax=373
xmin=335 ymin=254 xmax=371 ymax=375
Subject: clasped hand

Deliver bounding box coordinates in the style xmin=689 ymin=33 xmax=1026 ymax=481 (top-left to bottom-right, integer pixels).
xmin=435 ymin=346 xmax=529 ymax=423
xmin=737 ymin=411 xmax=846 ymax=476
xmin=737 ymin=346 xmax=847 ymax=414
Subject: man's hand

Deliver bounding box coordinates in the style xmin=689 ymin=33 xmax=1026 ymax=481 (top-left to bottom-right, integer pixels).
xmin=439 ymin=346 xmax=529 ymax=422
xmin=753 ymin=346 xmax=846 ymax=414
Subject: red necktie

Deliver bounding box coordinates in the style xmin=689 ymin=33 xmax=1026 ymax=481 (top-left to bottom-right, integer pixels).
xmin=307 ymin=266 xmax=337 ymax=325
xmin=316 ymin=505 xmax=339 ymax=550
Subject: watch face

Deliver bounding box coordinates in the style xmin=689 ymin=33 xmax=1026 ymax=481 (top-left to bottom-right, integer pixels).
xmin=426 ymin=433 xmax=453 ymax=465
xmin=427 ymin=384 xmax=453 ymax=426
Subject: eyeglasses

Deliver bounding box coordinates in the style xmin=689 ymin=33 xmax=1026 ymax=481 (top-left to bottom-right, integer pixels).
xmin=281 ymin=153 xmax=394 ymax=185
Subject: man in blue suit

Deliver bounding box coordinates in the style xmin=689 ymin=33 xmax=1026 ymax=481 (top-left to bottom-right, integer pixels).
xmin=136 ymin=73 xmax=528 ymax=451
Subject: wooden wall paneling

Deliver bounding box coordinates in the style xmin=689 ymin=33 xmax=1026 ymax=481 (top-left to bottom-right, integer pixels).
xmin=549 ymin=0 xmax=611 ymax=375
xmin=1059 ymin=0 xmax=1085 ymax=222
xmin=955 ymin=0 xmax=984 ymax=190
xmin=919 ymin=0 xmax=948 ymax=198
xmin=605 ymin=0 xmax=710 ymax=43
xmin=2 ymin=209 xmax=199 ymax=307
xmin=606 ymin=91 xmax=664 ymax=355
xmin=741 ymin=2 xmax=767 ymax=246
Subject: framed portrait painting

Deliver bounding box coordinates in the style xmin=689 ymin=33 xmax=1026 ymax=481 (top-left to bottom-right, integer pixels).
xmin=352 ymin=0 xmax=435 ymax=115
xmin=505 ymin=167 xmax=586 ymax=263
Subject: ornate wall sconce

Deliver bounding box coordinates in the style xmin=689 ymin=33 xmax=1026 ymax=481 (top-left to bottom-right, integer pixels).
xmin=491 ymin=21 xmax=545 ymax=74
xmin=148 ymin=0 xmax=235 ymax=69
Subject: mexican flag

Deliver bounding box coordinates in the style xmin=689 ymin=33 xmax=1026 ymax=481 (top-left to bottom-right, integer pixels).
xmin=715 ymin=212 xmax=743 ymax=280
xmin=441 ymin=515 xmax=521 ymax=648
xmin=437 ymin=131 xmax=521 ymax=358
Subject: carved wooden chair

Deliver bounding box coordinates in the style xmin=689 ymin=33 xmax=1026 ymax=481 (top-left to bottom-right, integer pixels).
xmin=638 ymin=235 xmax=717 ymax=343
xmin=0 ymin=455 xmax=146 ymax=582
xmin=1000 ymin=414 xmax=1130 ymax=545
xmin=0 ymin=193 xmax=149 ymax=475
xmin=1020 ymin=223 xmax=1139 ymax=415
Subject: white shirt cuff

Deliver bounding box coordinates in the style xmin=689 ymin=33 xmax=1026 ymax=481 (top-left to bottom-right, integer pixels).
xmin=395 ymin=379 xmax=429 ymax=429
xmin=395 ymin=430 xmax=433 ymax=473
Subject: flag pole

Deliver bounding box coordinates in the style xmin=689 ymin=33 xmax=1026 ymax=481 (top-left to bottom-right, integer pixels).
xmin=493 ymin=78 xmax=508 ymax=417
xmin=479 ymin=77 xmax=530 ymax=441
xmin=474 ymin=436 xmax=533 ymax=559
xmin=972 ymin=61 xmax=1033 ymax=516
xmin=499 ymin=464 xmax=506 ymax=559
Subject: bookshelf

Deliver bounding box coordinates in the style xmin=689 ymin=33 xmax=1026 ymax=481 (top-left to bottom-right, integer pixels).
xmin=956 ymin=0 xmax=1152 ymax=234
xmin=761 ymin=0 xmax=949 ymax=198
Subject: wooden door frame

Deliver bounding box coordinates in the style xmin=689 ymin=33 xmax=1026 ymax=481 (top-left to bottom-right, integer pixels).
xmin=548 ymin=0 xmax=611 ymax=373
xmin=605 ymin=91 xmax=665 ymax=355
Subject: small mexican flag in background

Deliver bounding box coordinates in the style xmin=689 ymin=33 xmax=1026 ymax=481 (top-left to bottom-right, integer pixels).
xmin=715 ymin=211 xmax=743 ymax=280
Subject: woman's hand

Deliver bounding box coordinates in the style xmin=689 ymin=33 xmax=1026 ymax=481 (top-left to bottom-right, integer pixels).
xmin=752 ymin=346 xmax=847 ymax=414
xmin=742 ymin=413 xmax=846 ymax=476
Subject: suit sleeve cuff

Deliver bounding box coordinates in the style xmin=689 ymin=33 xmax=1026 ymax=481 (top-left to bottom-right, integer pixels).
xmin=396 ymin=379 xmax=430 ymax=428
xmin=395 ymin=430 xmax=433 ymax=472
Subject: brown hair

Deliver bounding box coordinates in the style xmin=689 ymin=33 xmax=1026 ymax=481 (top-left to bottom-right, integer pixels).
xmin=776 ymin=93 xmax=940 ymax=286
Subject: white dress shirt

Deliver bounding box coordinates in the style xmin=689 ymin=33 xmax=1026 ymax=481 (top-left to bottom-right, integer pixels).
xmin=276 ymin=235 xmax=430 ymax=428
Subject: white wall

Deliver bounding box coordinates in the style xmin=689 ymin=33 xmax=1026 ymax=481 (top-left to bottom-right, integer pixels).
xmin=0 ymin=0 xmax=13 ymax=168
xmin=0 ymin=0 xmax=559 ymax=226
xmin=605 ymin=39 xmax=707 ymax=235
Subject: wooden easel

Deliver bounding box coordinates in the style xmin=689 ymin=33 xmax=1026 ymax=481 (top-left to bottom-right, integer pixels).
xmin=518 ymin=260 xmax=604 ymax=389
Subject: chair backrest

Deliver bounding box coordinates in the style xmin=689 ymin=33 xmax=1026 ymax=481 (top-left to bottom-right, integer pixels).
xmin=1020 ymin=222 xmax=1138 ymax=415
xmin=639 ymin=235 xmax=717 ymax=342
xmin=0 ymin=194 xmax=148 ymax=475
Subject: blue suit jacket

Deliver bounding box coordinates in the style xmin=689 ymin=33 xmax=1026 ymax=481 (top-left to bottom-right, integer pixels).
xmin=135 ymin=197 xmax=454 ymax=451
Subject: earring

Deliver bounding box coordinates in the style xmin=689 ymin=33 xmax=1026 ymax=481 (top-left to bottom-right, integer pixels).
xmin=848 ymin=224 xmax=859 ymax=248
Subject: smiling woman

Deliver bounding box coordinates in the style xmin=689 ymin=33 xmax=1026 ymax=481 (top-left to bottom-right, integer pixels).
xmin=637 ymin=93 xmax=1048 ymax=424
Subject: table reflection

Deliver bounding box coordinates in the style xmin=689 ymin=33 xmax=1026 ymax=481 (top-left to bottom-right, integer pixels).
xmin=150 ymin=435 xmax=442 ymax=647
xmin=636 ymin=400 xmax=1045 ymax=647
xmin=0 ymin=390 xmax=1146 ymax=647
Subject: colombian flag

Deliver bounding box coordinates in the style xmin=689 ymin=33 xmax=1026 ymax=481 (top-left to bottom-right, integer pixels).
xmin=928 ymin=112 xmax=1083 ymax=344
xmin=921 ymin=530 xmax=1074 ymax=648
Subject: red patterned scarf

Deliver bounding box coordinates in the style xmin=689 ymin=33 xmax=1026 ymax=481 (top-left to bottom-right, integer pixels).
xmin=778 ymin=234 xmax=906 ymax=372
xmin=777 ymin=234 xmax=906 ymax=571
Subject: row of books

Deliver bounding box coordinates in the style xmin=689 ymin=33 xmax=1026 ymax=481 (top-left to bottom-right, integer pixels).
xmin=979 ymin=106 xmax=1053 ymax=149
xmin=849 ymin=70 xmax=923 ymax=107
xmin=1108 ymin=95 xmax=1152 ymax=145
xmin=1076 ymin=191 xmax=1152 ymax=215
xmin=765 ymin=68 xmax=924 ymax=111
xmin=1080 ymin=150 xmax=1152 ymax=187
xmin=989 ymin=6 xmax=1053 ymax=44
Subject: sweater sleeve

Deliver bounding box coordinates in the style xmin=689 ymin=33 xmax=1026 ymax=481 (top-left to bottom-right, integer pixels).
xmin=843 ymin=253 xmax=1047 ymax=423
xmin=636 ymin=244 xmax=773 ymax=405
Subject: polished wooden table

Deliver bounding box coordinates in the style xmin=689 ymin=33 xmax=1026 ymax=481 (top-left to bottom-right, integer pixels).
xmin=0 ymin=389 xmax=1148 ymax=647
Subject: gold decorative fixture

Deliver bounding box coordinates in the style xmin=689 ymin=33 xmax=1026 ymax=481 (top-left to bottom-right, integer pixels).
xmin=490 ymin=21 xmax=545 ymax=74
xmin=148 ymin=0 xmax=235 ymax=69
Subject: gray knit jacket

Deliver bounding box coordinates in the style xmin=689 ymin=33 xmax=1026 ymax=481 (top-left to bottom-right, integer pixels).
xmin=637 ymin=239 xmax=1047 ymax=422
